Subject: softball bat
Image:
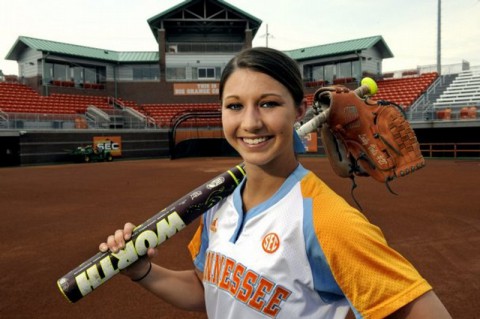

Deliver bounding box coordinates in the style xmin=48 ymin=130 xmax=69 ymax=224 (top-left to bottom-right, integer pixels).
xmin=57 ymin=165 xmax=246 ymax=303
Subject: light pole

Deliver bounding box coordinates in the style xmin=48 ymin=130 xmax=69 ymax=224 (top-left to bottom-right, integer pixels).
xmin=437 ymin=0 xmax=441 ymax=75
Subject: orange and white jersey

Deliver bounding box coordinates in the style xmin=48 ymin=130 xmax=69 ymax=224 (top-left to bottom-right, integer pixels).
xmin=188 ymin=164 xmax=432 ymax=319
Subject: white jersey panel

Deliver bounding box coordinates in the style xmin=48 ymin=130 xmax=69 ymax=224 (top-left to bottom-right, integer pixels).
xmin=199 ymin=166 xmax=349 ymax=319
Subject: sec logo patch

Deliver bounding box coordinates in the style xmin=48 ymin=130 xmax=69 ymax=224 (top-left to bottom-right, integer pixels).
xmin=262 ymin=233 xmax=280 ymax=254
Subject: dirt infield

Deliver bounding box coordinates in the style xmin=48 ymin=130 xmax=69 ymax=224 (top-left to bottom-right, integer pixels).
xmin=0 ymin=157 xmax=478 ymax=318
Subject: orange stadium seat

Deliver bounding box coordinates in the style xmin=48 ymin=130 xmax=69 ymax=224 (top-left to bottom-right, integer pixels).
xmin=374 ymin=72 xmax=438 ymax=109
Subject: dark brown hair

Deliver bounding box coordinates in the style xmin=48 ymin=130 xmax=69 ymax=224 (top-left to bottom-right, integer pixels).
xmin=219 ymin=47 xmax=304 ymax=106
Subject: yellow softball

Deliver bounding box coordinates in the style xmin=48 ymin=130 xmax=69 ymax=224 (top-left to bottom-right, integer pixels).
xmin=361 ymin=77 xmax=378 ymax=95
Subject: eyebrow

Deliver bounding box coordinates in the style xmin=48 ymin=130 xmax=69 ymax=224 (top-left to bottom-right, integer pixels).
xmin=223 ymin=93 xmax=283 ymax=100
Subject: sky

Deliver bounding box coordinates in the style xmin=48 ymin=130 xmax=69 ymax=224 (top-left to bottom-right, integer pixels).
xmin=1 ymin=0 xmax=479 ymax=76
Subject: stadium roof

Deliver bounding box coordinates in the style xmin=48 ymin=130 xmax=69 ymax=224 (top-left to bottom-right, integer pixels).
xmin=147 ymin=0 xmax=262 ymax=39
xmin=284 ymin=35 xmax=394 ymax=61
xmin=148 ymin=0 xmax=262 ymax=24
xmin=6 ymin=34 xmax=393 ymax=65
xmin=5 ymin=36 xmax=159 ymax=63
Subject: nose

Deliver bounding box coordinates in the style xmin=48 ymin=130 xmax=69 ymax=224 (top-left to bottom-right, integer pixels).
xmin=241 ymin=105 xmax=263 ymax=132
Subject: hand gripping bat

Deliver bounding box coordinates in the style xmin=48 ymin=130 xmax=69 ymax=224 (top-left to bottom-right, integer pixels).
xmin=57 ymin=80 xmax=377 ymax=303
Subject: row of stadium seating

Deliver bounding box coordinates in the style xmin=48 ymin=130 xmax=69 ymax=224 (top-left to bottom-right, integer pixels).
xmin=303 ymin=73 xmax=438 ymax=111
xmin=373 ymin=72 xmax=439 ymax=109
xmin=0 ymin=71 xmax=477 ymax=126
xmin=0 ymin=83 xmax=114 ymax=114
xmin=141 ymin=103 xmax=221 ymax=127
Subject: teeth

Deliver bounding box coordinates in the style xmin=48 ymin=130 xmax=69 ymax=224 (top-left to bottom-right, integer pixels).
xmin=243 ymin=137 xmax=268 ymax=145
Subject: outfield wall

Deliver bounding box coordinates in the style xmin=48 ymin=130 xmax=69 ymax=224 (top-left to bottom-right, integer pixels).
xmin=1 ymin=125 xmax=479 ymax=167
xmin=0 ymin=128 xmax=233 ymax=166
xmin=0 ymin=129 xmax=170 ymax=166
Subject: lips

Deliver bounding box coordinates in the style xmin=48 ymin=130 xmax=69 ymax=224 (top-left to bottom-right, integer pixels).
xmin=242 ymin=136 xmax=270 ymax=145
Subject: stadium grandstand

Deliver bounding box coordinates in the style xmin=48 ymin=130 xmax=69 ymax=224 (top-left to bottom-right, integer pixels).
xmin=1 ymin=0 xmax=479 ymax=166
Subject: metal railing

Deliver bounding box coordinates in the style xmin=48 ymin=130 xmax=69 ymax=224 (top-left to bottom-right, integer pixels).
xmin=420 ymin=142 xmax=480 ymax=158
xmin=0 ymin=110 xmax=161 ymax=130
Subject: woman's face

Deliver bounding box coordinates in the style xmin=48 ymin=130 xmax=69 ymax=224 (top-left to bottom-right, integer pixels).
xmin=221 ymin=68 xmax=305 ymax=169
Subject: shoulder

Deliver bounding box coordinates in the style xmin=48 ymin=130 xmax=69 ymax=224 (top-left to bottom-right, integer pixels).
xmin=299 ymin=169 xmax=382 ymax=254
xmin=298 ymin=169 xmax=354 ymax=213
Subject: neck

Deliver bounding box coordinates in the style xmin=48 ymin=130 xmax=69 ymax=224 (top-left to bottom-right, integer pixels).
xmin=241 ymin=160 xmax=299 ymax=213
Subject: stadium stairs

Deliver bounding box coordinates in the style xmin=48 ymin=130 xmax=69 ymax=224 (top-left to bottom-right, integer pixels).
xmin=431 ymin=69 xmax=480 ymax=120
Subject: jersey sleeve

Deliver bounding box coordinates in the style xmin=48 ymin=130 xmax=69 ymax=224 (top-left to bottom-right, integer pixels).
xmin=188 ymin=215 xmax=209 ymax=271
xmin=188 ymin=195 xmax=233 ymax=272
xmin=302 ymin=172 xmax=432 ymax=319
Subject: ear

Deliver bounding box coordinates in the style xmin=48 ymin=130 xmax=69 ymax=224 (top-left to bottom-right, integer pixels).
xmin=295 ymin=98 xmax=308 ymax=122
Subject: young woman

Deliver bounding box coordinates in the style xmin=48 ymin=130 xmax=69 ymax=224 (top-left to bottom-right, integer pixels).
xmin=100 ymin=47 xmax=451 ymax=319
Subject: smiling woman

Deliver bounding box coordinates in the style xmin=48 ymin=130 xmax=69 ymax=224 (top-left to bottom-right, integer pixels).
xmin=98 ymin=47 xmax=452 ymax=319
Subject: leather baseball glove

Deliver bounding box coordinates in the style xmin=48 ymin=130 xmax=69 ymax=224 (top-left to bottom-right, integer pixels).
xmin=313 ymin=85 xmax=425 ymax=195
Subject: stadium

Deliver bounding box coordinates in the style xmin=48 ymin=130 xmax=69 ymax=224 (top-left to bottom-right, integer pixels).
xmin=0 ymin=1 xmax=479 ymax=318
xmin=1 ymin=0 xmax=479 ymax=166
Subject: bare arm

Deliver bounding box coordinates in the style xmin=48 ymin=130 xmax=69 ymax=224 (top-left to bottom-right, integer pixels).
xmin=99 ymin=223 xmax=206 ymax=312
xmin=387 ymin=291 xmax=452 ymax=319
xmin=135 ymin=264 xmax=206 ymax=311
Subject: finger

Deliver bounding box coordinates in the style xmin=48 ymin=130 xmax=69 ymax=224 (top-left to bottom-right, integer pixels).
xmin=106 ymin=234 xmax=120 ymax=253
xmin=124 ymin=222 xmax=136 ymax=240
xmin=99 ymin=242 xmax=108 ymax=252
xmin=114 ymin=229 xmax=126 ymax=249
xmin=147 ymin=247 xmax=158 ymax=259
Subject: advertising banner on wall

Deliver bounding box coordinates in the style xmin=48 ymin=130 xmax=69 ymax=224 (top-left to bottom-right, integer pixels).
xmin=173 ymin=83 xmax=219 ymax=95
xmin=93 ymin=136 xmax=122 ymax=156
